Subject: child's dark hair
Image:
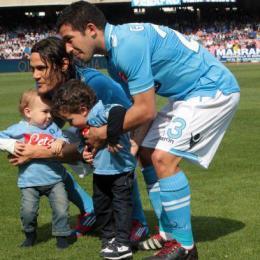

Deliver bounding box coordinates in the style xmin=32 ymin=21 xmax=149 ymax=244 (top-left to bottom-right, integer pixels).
xmin=57 ymin=1 xmax=107 ymax=34
xmin=52 ymin=79 xmax=97 ymax=115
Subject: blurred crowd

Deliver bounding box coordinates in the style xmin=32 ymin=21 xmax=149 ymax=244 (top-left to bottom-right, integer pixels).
xmin=0 ymin=24 xmax=56 ymax=59
xmin=185 ymin=21 xmax=260 ymax=56
xmin=0 ymin=20 xmax=259 ymax=60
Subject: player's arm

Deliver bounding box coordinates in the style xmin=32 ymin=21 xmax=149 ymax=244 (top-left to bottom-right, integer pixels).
xmin=9 ymin=143 xmax=81 ymax=166
xmin=123 ymin=88 xmax=156 ymax=131
xmin=86 ymin=88 xmax=156 ymax=149
xmin=88 ymin=32 xmax=156 ymax=147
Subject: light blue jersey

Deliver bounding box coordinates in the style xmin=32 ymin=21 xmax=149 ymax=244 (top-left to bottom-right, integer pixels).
xmin=78 ymin=101 xmax=136 ymax=175
xmin=76 ymin=66 xmax=132 ymax=107
xmin=104 ymin=23 xmax=240 ymax=100
xmin=0 ymin=120 xmax=67 ymax=188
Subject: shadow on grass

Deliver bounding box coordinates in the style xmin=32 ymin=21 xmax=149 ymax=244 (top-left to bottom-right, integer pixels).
xmin=35 ymin=214 xmax=99 ymax=244
xmin=192 ymin=215 xmax=245 ymax=242
xmin=144 ymin=210 xmax=245 ymax=242
xmin=35 ymin=211 xmax=245 ymax=245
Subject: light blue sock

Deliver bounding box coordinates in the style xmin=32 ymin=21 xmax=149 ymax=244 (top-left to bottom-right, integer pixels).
xmin=159 ymin=171 xmax=194 ymax=247
xmin=142 ymin=166 xmax=171 ymax=238
xmin=64 ymin=172 xmax=94 ymax=214
xmin=132 ymin=173 xmax=148 ymax=226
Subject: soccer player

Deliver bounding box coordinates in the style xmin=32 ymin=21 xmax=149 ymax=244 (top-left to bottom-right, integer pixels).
xmin=11 ymin=37 xmax=149 ymax=242
xmin=57 ymin=2 xmax=240 ymax=259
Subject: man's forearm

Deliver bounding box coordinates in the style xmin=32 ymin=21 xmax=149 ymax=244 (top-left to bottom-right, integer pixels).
xmin=123 ymin=88 xmax=157 ymax=132
xmin=58 ymin=143 xmax=81 ymax=162
xmin=25 ymin=143 xmax=81 ymax=163
xmin=123 ymin=101 xmax=156 ymax=132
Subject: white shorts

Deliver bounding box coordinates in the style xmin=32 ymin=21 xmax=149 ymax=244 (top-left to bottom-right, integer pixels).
xmin=141 ymin=91 xmax=240 ymax=169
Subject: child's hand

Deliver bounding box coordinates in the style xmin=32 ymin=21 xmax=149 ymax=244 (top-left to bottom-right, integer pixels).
xmin=49 ymin=139 xmax=65 ymax=155
xmin=130 ymin=139 xmax=139 ymax=156
xmin=107 ymin=143 xmax=123 ymax=153
xmin=82 ymin=146 xmax=94 ymax=165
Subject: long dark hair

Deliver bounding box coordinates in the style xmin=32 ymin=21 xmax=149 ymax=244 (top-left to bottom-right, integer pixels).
xmin=31 ymin=36 xmax=75 ymax=83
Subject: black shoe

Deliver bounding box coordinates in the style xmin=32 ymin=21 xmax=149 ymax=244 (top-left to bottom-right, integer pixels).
xmin=143 ymin=240 xmax=198 ymax=260
xmin=102 ymin=241 xmax=133 ymax=259
xmin=20 ymin=231 xmax=37 ymax=247
xmin=56 ymin=236 xmax=69 ymax=249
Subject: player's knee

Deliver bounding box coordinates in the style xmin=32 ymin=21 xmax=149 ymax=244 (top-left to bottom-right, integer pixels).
xmin=151 ymin=151 xmax=166 ymax=169
xmin=151 ymin=150 xmax=180 ymax=175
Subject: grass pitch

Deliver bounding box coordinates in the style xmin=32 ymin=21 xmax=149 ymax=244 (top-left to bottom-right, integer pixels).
xmin=0 ymin=64 xmax=259 ymax=259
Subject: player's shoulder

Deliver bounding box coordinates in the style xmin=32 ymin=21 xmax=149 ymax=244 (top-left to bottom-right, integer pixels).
xmin=77 ymin=66 xmax=106 ymax=84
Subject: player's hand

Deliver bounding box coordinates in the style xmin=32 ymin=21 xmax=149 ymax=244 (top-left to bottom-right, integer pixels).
xmin=85 ymin=125 xmax=107 ymax=149
xmin=8 ymin=144 xmax=45 ymax=165
xmin=9 ymin=143 xmax=36 ymax=165
xmin=13 ymin=142 xmax=26 ymax=156
xmin=82 ymin=146 xmax=94 ymax=165
xmin=8 ymin=154 xmax=30 ymax=166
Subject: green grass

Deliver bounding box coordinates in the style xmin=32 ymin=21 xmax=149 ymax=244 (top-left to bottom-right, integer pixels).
xmin=0 ymin=64 xmax=260 ymax=259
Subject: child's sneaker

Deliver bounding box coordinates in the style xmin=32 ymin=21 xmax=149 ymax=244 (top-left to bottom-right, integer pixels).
xmin=20 ymin=231 xmax=37 ymax=247
xmin=100 ymin=238 xmax=115 ymax=257
xmin=56 ymin=236 xmax=69 ymax=249
xmin=72 ymin=212 xmax=96 ymax=237
xmin=138 ymin=233 xmax=166 ymax=251
xmin=130 ymin=220 xmax=149 ymax=249
xmin=143 ymin=240 xmax=198 ymax=260
xmin=102 ymin=241 xmax=133 ymax=259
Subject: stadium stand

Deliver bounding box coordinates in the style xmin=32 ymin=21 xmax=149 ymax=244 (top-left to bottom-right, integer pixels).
xmin=0 ymin=0 xmax=259 ymax=63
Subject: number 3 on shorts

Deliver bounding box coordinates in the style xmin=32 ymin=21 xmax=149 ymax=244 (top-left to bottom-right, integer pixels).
xmin=167 ymin=117 xmax=186 ymax=139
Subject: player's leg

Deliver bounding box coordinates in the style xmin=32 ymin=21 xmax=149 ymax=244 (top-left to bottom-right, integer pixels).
xmin=140 ymin=148 xmax=194 ymax=256
xmin=62 ymin=127 xmax=95 ymax=236
xmin=140 ymin=103 xmax=198 ymax=259
xmin=142 ymin=91 xmax=239 ymax=259
xmin=20 ymin=187 xmax=39 ymax=247
xmin=64 ymin=172 xmax=95 ymax=237
xmin=149 ymin=150 xmax=197 ymax=259
xmin=139 ymin=148 xmax=173 ymax=250
xmin=130 ymin=172 xmax=149 ymax=245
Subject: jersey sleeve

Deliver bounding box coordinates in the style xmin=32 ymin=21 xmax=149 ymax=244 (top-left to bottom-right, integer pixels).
xmin=116 ymin=34 xmax=155 ymax=96
xmin=0 ymin=124 xmax=21 ymax=153
xmin=0 ymin=138 xmax=16 ymax=154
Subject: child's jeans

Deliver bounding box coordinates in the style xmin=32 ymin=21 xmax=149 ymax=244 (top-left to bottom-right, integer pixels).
xmin=20 ymin=182 xmax=71 ymax=236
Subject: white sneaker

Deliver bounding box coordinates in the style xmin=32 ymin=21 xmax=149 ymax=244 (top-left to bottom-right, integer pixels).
xmin=102 ymin=241 xmax=132 ymax=259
